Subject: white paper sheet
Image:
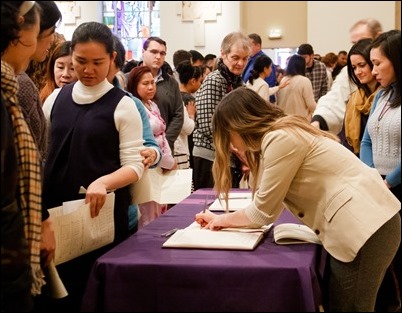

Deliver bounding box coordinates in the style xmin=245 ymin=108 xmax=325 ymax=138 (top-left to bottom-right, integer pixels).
xmin=131 ymin=168 xmax=193 ymax=204
xmin=208 ymin=192 xmax=252 ymax=211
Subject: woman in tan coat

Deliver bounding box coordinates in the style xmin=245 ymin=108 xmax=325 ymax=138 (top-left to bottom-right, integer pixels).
xmin=196 ymin=87 xmax=400 ymax=312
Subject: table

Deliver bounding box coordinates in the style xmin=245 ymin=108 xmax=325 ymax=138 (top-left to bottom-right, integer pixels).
xmin=81 ymin=189 xmax=326 ymax=312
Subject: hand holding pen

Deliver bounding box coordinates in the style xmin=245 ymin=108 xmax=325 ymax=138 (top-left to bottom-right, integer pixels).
xmin=162 ymin=196 xmax=213 ymax=237
xmin=195 ymin=195 xmax=224 ymax=230
xmin=195 ymin=195 xmax=210 ymax=228
xmin=195 ymin=210 xmax=223 ymax=231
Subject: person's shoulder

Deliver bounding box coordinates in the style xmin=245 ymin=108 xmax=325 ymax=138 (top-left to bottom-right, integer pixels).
xmin=294 ymin=75 xmax=310 ymax=84
xmin=16 ymin=73 xmax=36 ymax=90
xmin=212 ymin=70 xmax=229 ymax=83
xmin=261 ymin=129 xmax=306 ymax=155
xmin=263 ymin=128 xmax=291 ymax=142
xmin=326 ymin=66 xmax=349 ymax=88
xmin=118 ymin=93 xmax=144 ymax=115
xmin=265 ymin=127 xmax=313 ymax=149
xmin=159 ymin=73 xmax=180 ymax=87
xmin=257 ymin=50 xmax=265 ymax=57
xmin=314 ymin=59 xmax=326 ymax=69
xmin=199 ymin=70 xmax=223 ymax=87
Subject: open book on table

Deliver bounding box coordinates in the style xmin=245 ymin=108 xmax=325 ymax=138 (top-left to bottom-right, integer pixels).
xmin=162 ymin=221 xmax=273 ymax=251
xmin=208 ymin=192 xmax=252 ymax=212
xmin=273 ymin=223 xmax=322 ymax=245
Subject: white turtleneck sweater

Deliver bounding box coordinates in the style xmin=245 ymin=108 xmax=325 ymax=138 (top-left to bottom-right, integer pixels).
xmin=42 ymin=79 xmax=145 ymax=178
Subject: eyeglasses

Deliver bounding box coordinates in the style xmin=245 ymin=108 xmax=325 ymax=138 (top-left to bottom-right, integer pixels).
xmin=148 ymin=49 xmax=167 ymax=57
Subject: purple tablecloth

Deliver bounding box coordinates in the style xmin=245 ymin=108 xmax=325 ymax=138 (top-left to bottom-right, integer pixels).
xmin=81 ymin=189 xmax=325 ymax=312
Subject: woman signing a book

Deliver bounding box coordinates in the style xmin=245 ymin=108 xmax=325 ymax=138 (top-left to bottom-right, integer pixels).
xmin=195 ymin=87 xmax=400 ymax=312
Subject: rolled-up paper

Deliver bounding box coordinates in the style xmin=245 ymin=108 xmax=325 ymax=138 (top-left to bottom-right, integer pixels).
xmin=47 ymin=261 xmax=68 ymax=299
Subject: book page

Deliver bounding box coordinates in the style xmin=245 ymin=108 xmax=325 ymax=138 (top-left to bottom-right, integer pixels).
xmin=162 ymin=222 xmax=272 ymax=250
xmin=49 ymin=192 xmax=115 ymax=265
xmin=208 ymin=192 xmax=252 ymax=211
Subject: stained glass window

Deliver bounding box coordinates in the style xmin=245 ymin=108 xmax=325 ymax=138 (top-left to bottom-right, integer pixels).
xmin=102 ymin=1 xmax=160 ymax=61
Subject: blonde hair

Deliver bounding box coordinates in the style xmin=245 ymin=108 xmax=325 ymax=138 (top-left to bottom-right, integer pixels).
xmin=212 ymin=87 xmax=339 ymax=198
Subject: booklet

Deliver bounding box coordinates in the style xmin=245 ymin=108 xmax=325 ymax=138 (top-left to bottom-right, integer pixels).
xmin=208 ymin=192 xmax=253 ymax=212
xmin=48 ymin=192 xmax=115 ymax=265
xmin=273 ymin=223 xmax=321 ymax=245
xmin=162 ymin=221 xmax=273 ymax=250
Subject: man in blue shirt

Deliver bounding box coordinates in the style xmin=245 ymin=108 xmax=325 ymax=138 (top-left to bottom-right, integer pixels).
xmin=242 ymin=33 xmax=277 ymax=104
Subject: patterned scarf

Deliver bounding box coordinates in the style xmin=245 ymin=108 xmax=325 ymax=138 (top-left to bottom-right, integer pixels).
xmin=344 ymin=87 xmax=378 ymax=154
xmin=1 ymin=60 xmax=45 ymax=295
xmin=217 ymin=58 xmax=244 ymax=93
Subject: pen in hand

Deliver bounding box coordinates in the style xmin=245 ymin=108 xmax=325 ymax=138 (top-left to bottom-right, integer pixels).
xmin=198 ymin=195 xmax=210 ymax=228
xmin=203 ymin=194 xmax=210 ymax=213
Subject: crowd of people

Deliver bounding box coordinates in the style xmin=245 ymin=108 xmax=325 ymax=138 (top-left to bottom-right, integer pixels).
xmin=1 ymin=2 xmax=400 ymax=312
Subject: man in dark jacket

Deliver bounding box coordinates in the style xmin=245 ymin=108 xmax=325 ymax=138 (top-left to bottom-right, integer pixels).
xmin=141 ymin=37 xmax=184 ymax=153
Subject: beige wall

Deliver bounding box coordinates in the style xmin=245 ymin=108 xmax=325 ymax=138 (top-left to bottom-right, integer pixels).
xmin=239 ymin=1 xmax=396 ymax=54
xmin=240 ymin=1 xmax=308 ymax=49
xmin=55 ymin=1 xmax=103 ymax=40
xmin=308 ymin=1 xmax=395 ymax=54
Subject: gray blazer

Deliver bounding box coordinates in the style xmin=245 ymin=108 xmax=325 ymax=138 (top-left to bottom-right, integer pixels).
xmin=245 ymin=128 xmax=400 ymax=262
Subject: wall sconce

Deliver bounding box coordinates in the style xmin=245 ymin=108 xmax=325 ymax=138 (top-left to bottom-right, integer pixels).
xmin=268 ymin=29 xmax=282 ymax=39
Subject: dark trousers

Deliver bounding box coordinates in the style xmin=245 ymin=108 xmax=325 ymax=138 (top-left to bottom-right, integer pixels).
xmin=193 ymin=157 xmax=213 ymax=191
xmin=375 ymin=181 xmax=401 ymax=312
xmin=193 ymin=156 xmax=243 ymax=191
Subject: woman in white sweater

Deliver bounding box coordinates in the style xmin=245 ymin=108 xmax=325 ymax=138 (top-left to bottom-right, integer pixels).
xmin=42 ymin=22 xmax=145 ymax=311
xmin=246 ymin=54 xmax=288 ymax=102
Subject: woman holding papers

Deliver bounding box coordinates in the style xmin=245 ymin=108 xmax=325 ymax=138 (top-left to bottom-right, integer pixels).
xmin=126 ymin=65 xmax=177 ymax=228
xmin=42 ymin=22 xmax=145 ymax=311
xmin=195 ymin=87 xmax=400 ymax=312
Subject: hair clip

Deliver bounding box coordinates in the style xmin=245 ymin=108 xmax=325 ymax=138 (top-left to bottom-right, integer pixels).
xmin=19 ymin=1 xmax=35 ymax=16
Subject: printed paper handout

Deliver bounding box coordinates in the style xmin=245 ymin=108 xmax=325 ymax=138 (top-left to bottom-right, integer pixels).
xmin=48 ymin=192 xmax=115 ymax=265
